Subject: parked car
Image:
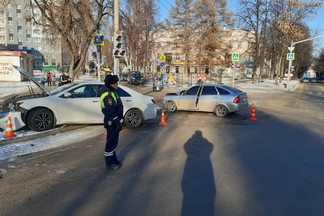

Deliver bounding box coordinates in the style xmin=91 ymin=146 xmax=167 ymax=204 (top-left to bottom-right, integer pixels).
xmin=163 ymin=84 xmax=248 ymax=117
xmin=300 ymin=77 xmax=310 ymax=83
xmin=121 ymin=73 xmax=128 ymax=81
xmin=128 ymin=71 xmax=143 ymax=85
xmin=0 ymin=66 xmax=157 ymax=131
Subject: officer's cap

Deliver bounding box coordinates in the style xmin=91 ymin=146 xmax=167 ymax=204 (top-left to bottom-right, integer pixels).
xmin=104 ymin=75 xmax=119 ymax=85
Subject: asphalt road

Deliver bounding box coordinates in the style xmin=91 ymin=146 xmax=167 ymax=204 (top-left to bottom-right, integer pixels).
xmin=1 ymin=82 xmax=324 ymax=216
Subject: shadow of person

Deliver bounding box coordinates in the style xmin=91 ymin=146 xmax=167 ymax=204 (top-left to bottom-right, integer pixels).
xmin=182 ymin=130 xmax=216 ymax=216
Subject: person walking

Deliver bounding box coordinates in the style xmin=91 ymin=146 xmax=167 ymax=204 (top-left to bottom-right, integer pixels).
xmin=46 ymin=72 xmax=52 ymax=86
xmin=59 ymin=71 xmax=71 ymax=86
xmin=99 ymin=75 xmax=124 ymax=170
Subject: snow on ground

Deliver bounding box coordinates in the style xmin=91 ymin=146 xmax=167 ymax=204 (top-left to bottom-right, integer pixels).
xmin=0 ymin=126 xmax=104 ymax=162
xmin=0 ymin=74 xmax=300 ymax=163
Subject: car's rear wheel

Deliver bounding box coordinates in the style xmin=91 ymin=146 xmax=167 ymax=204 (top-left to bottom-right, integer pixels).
xmin=214 ymin=105 xmax=228 ymax=117
xmin=124 ymin=109 xmax=143 ymax=128
xmin=166 ymin=101 xmax=177 ymax=112
xmin=27 ymin=108 xmax=54 ymax=131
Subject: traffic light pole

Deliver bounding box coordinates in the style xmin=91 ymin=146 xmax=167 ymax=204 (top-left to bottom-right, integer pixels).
xmin=114 ymin=0 xmax=120 ymax=77
xmin=287 ymin=35 xmax=324 ymax=86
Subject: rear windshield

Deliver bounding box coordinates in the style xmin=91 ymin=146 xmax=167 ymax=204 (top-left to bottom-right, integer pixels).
xmin=221 ymin=86 xmax=242 ymax=93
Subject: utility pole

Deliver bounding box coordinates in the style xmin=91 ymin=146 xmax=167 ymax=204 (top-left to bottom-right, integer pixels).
xmin=114 ymin=0 xmax=120 ymax=77
xmin=287 ymin=35 xmax=324 ymax=86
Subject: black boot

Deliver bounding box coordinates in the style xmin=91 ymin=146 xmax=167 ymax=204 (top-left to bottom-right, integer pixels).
xmin=105 ymin=155 xmax=122 ymax=170
xmin=113 ymin=152 xmax=123 ymax=166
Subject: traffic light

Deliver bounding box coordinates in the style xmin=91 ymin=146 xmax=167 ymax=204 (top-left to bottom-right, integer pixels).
xmin=114 ymin=28 xmax=125 ymax=58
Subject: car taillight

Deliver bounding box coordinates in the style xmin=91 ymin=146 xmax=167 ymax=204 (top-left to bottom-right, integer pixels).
xmin=233 ymin=96 xmax=240 ymax=103
xmin=151 ymin=99 xmax=156 ymax=105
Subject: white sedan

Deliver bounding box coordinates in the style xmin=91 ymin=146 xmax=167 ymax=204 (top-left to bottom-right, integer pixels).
xmin=0 ymin=66 xmax=157 ymax=131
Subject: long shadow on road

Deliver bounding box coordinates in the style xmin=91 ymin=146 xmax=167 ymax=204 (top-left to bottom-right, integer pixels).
xmin=181 ymin=130 xmax=216 ymax=216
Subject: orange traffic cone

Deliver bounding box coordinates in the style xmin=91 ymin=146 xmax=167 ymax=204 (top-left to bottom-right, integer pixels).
xmin=249 ymin=104 xmax=257 ymax=121
xmin=159 ymin=110 xmax=167 ymax=125
xmin=250 ymin=103 xmax=255 ymax=114
xmin=3 ymin=116 xmax=16 ymax=139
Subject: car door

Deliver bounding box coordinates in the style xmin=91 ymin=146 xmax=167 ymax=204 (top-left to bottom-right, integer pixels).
xmin=57 ymin=84 xmax=103 ymax=124
xmin=178 ymin=86 xmax=201 ymax=110
xmin=116 ymin=86 xmax=132 ymax=113
xmin=197 ymin=86 xmax=218 ymax=112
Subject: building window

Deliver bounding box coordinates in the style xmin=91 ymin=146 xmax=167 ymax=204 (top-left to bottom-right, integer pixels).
xmin=18 ymin=37 xmax=22 ymax=42
xmin=18 ymin=45 xmax=23 ymax=50
xmin=0 ymin=19 xmax=4 ymax=24
xmin=8 ymin=20 xmax=13 ymax=25
xmin=26 ymin=37 xmax=31 ymax=42
xmin=175 ymin=54 xmax=180 ymax=61
xmin=52 ymin=55 xmax=56 ymax=66
xmin=238 ymin=41 xmax=242 ymax=49
xmin=44 ymin=54 xmax=49 ymax=65
xmin=0 ymin=27 xmax=4 ymax=32
xmin=175 ymin=66 xmax=179 ymax=73
xmin=18 ymin=29 xmax=22 ymax=34
xmin=9 ymin=29 xmax=14 ymax=33
xmin=9 ymin=36 xmax=14 ymax=41
xmin=0 ymin=36 xmax=5 ymax=41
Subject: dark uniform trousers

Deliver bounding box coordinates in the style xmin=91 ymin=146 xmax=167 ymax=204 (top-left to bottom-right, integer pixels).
xmin=104 ymin=123 xmax=120 ymax=165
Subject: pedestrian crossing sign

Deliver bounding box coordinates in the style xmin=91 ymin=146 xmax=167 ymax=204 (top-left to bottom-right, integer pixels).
xmin=232 ymin=52 xmax=240 ymax=62
xmin=94 ymin=34 xmax=104 ymax=46
xmin=287 ymin=53 xmax=295 ymax=61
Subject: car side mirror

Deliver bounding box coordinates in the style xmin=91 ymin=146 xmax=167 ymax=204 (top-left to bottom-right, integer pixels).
xmin=63 ymin=92 xmax=72 ymax=98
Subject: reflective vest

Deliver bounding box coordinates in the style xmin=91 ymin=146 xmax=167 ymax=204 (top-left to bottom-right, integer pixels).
xmin=100 ymin=91 xmax=118 ymax=108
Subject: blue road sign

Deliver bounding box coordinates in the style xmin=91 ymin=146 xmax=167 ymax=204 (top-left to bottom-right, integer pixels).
xmin=287 ymin=53 xmax=295 ymax=60
xmin=92 ymin=52 xmax=97 ymax=59
xmin=94 ymin=34 xmax=104 ymax=46
xmin=160 ymin=62 xmax=165 ymax=67
xmin=232 ymin=52 xmax=239 ymax=61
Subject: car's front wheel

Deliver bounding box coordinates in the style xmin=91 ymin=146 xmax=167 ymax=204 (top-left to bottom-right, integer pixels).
xmin=214 ymin=105 xmax=228 ymax=117
xmin=27 ymin=108 xmax=54 ymax=131
xmin=166 ymin=101 xmax=177 ymax=112
xmin=124 ymin=109 xmax=143 ymax=128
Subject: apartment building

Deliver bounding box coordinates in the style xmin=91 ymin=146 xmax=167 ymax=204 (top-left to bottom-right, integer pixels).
xmin=0 ymin=0 xmax=62 ymax=72
xmin=151 ymin=28 xmax=254 ymax=76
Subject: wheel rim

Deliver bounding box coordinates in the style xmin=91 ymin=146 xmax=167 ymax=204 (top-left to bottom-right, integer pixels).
xmin=216 ymin=106 xmax=227 ymax=116
xmin=34 ymin=111 xmax=52 ymax=130
xmin=126 ymin=111 xmax=141 ymax=127
xmin=168 ymin=102 xmax=177 ymax=112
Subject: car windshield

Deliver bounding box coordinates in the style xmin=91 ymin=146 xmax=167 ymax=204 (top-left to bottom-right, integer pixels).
xmin=50 ymin=83 xmax=79 ymax=95
xmin=221 ymin=86 xmax=242 ymax=93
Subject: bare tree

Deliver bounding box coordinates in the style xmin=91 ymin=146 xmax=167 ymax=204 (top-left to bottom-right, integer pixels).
xmin=0 ymin=0 xmax=14 ymax=14
xmin=123 ymin=0 xmax=159 ymax=74
xmin=167 ymin=0 xmax=196 ymax=83
xmin=27 ymin=0 xmax=113 ymax=81
xmin=313 ymin=48 xmax=324 ymax=76
xmin=238 ymin=0 xmax=322 ymax=83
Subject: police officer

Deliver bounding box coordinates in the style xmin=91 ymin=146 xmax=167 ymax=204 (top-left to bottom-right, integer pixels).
xmin=99 ymin=75 xmax=124 ymax=170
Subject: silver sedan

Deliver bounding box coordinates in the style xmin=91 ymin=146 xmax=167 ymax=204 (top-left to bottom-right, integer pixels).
xmin=163 ymin=84 xmax=248 ymax=117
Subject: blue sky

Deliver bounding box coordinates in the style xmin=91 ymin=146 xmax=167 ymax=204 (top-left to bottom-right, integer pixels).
xmin=157 ymin=0 xmax=324 ymax=56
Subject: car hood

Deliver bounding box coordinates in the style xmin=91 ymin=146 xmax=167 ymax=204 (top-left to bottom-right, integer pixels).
xmin=13 ymin=65 xmax=51 ymax=95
